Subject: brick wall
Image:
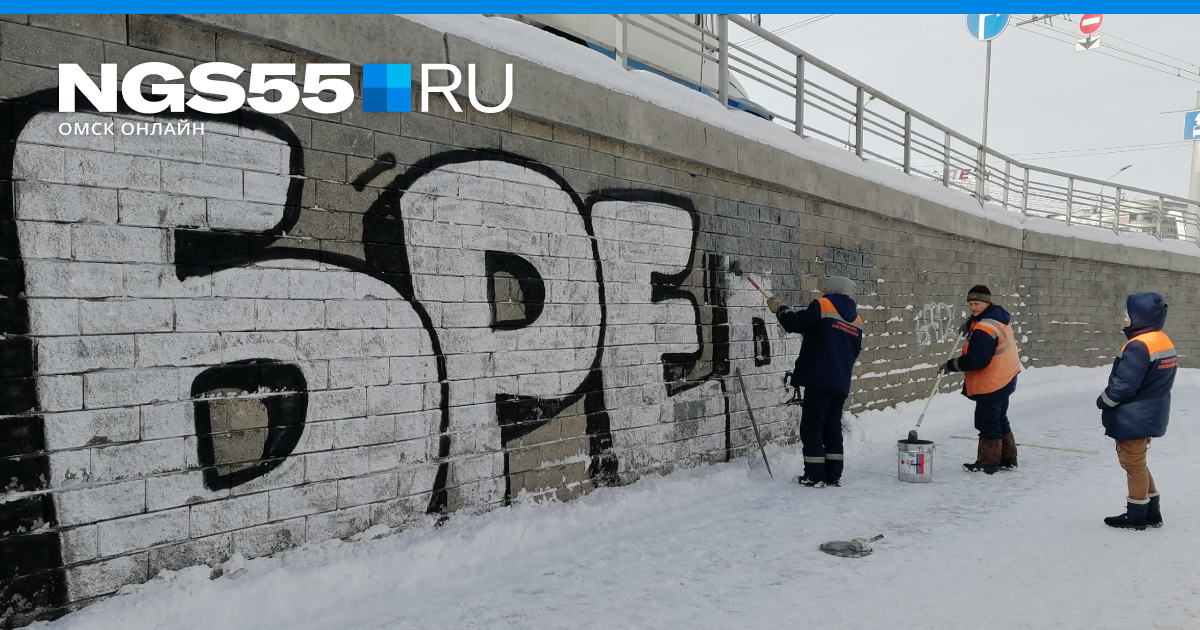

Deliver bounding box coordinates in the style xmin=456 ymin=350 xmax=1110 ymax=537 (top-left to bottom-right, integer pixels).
xmin=2 ymin=14 xmax=1198 ymax=625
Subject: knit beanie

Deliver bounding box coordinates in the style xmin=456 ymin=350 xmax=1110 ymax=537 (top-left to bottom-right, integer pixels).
xmin=824 ymin=276 xmax=856 ymax=297
xmin=967 ymin=285 xmax=992 ymax=303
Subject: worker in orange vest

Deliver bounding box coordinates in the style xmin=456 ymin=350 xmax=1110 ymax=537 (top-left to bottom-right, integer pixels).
xmin=1097 ymin=293 xmax=1176 ymax=530
xmin=768 ymin=276 xmax=863 ymax=487
xmin=939 ymin=285 xmax=1022 ymax=474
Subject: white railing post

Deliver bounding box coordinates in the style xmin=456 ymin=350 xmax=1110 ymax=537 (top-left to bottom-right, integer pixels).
xmin=717 ymin=15 xmax=729 ymax=107
xmin=976 ymin=149 xmax=986 ymax=202
xmin=1113 ymin=190 xmax=1121 ymax=234
xmin=854 ymin=87 xmax=865 ymax=158
xmin=1157 ymin=196 xmax=1165 ymax=240
xmin=903 ymin=113 xmax=912 ymax=174
xmin=618 ymin=14 xmax=629 ymax=69
xmin=1066 ymin=178 xmax=1074 ymax=226
xmin=794 ymin=55 xmax=805 ymax=137
xmin=1021 ymin=169 xmax=1030 ymax=216
xmin=1002 ymin=161 xmax=1010 ymax=208
xmin=942 ymin=132 xmax=951 ymax=186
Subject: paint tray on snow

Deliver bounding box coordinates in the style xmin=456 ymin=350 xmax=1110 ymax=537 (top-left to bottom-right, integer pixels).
xmin=819 ymin=534 xmax=884 ymax=558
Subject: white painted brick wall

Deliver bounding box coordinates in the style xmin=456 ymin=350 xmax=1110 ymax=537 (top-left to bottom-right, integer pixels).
xmin=97 ymin=508 xmax=190 ymax=557
xmin=267 ymin=482 xmax=337 ymax=520
xmin=43 ymin=408 xmax=140 ymax=450
xmin=55 ymin=480 xmax=147 ymax=527
xmin=36 ymin=336 xmax=135 ymax=375
xmin=175 ymin=298 xmax=257 ymax=332
xmin=84 ymin=368 xmax=180 ymax=408
xmin=189 ymin=493 xmax=269 ymax=537
xmin=118 ymin=190 xmax=207 ymax=228
xmin=81 ymin=299 xmax=174 ymax=335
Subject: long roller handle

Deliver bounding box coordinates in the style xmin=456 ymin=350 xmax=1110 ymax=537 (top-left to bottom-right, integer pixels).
xmin=914 ymin=333 xmax=967 ymax=429
xmin=744 ymin=275 xmax=772 ymax=301
xmin=735 ymin=368 xmax=773 ymax=478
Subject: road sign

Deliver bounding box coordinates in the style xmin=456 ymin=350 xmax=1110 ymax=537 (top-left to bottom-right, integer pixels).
xmin=1186 ymin=110 xmax=1200 ymax=141
xmin=1076 ymin=35 xmax=1102 ymax=51
xmin=1079 ymin=14 xmax=1103 ymax=35
xmin=965 ymin=14 xmax=1010 ymax=41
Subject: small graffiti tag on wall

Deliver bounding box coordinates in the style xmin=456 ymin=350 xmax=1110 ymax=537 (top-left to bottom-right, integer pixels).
xmin=915 ymin=302 xmax=957 ymax=346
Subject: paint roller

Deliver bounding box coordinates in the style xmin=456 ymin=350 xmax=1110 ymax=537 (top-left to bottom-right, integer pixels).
xmin=727 ymin=260 xmax=772 ymax=302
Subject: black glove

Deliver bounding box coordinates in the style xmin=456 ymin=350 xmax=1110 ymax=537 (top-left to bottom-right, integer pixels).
xmin=1096 ymin=395 xmax=1112 ymax=409
xmin=957 ymin=319 xmax=973 ymax=337
xmin=939 ymin=360 xmax=956 ymax=375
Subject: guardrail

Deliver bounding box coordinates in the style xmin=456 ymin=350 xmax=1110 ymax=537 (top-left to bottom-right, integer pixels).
xmin=522 ymin=14 xmax=1200 ymax=245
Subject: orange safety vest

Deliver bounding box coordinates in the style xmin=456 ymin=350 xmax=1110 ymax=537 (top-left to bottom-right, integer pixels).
xmin=1121 ymin=330 xmax=1176 ymax=364
xmin=963 ymin=318 xmax=1021 ymax=396
xmin=817 ymin=297 xmax=863 ymax=336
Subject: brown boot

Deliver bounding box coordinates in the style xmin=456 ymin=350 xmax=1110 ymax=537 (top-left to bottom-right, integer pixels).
xmin=964 ymin=438 xmax=1002 ymax=474
xmin=1000 ymin=433 xmax=1018 ymax=470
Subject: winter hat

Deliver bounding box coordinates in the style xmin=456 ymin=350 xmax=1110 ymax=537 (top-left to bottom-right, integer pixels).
xmin=967 ymin=285 xmax=992 ymax=303
xmin=824 ymin=276 xmax=856 ymax=297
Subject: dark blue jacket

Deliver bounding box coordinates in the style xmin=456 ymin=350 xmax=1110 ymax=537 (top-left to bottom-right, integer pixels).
xmin=777 ymin=294 xmax=862 ymax=397
xmin=1097 ymin=292 xmax=1176 ymax=441
xmin=952 ymin=303 xmax=1012 ymax=372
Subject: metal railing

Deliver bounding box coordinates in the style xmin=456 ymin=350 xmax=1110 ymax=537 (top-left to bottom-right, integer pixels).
xmin=528 ymin=14 xmax=1200 ymax=246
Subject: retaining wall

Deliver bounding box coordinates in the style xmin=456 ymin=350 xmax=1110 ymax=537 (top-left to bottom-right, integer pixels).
xmin=1 ymin=14 xmax=1197 ymax=625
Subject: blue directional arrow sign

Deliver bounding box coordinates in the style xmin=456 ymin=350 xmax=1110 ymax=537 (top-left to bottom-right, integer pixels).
xmin=966 ymin=14 xmax=1010 ymax=41
xmin=1186 ymin=110 xmax=1200 ymax=141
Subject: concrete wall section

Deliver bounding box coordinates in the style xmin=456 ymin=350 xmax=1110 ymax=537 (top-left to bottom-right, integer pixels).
xmin=1 ymin=14 xmax=1198 ymax=625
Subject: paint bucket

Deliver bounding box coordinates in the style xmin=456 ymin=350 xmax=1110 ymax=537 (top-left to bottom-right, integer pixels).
xmin=897 ymin=439 xmax=935 ymax=483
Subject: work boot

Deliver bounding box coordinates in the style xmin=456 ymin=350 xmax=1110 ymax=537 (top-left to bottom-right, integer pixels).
xmin=999 ymin=433 xmax=1018 ymax=470
xmin=793 ymin=476 xmax=826 ymax=488
xmin=963 ymin=438 xmax=1002 ymax=474
xmin=1147 ymin=493 xmax=1162 ymax=528
xmin=1104 ymin=499 xmax=1150 ymax=531
xmin=825 ymin=477 xmax=841 ymax=488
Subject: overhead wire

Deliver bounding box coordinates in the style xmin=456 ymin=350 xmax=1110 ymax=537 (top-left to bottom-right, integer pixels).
xmin=1015 ymin=23 xmax=1197 ymax=81
xmin=1035 ymin=18 xmax=1199 ymax=76
xmin=1012 ymin=14 xmax=1200 ymax=82
xmin=1019 ymin=144 xmax=1192 ymax=161
xmin=908 ymin=140 xmax=1191 ymax=166
xmin=735 ymin=14 xmax=833 ymax=47
xmin=1009 ymin=140 xmax=1191 ymax=158
xmin=1053 ymin=15 xmax=1200 ymax=71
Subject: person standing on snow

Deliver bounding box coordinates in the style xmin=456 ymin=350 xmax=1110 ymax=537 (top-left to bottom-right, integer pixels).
xmin=1097 ymin=292 xmax=1176 ymax=531
xmin=939 ymin=285 xmax=1022 ymax=475
xmin=767 ymin=276 xmax=863 ymax=488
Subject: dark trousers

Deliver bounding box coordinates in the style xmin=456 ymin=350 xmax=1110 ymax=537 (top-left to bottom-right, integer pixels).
xmin=800 ymin=389 xmax=847 ymax=481
xmin=972 ymin=378 xmax=1016 ymax=440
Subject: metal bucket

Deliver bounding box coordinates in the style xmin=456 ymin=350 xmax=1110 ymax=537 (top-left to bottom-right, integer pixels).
xmin=897 ymin=439 xmax=935 ymax=483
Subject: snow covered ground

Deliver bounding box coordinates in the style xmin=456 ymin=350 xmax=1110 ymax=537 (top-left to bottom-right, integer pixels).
xmin=40 ymin=366 xmax=1200 ymax=630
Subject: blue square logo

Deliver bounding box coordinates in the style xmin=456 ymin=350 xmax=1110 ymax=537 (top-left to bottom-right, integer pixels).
xmin=363 ymin=64 xmax=412 ymax=112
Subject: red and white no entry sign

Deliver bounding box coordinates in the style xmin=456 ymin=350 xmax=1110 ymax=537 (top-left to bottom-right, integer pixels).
xmin=1079 ymin=14 xmax=1104 ymax=35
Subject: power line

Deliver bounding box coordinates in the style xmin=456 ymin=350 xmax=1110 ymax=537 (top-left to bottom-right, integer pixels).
xmin=1014 ymin=21 xmax=1200 ymax=82
xmin=735 ymin=14 xmax=833 ymax=47
xmin=1013 ymin=16 xmax=1200 ymax=81
xmin=1020 ymin=144 xmax=1191 ymax=161
xmin=909 ymin=141 xmax=1191 ymax=165
xmin=1034 ymin=19 xmax=1199 ymax=76
xmin=1013 ymin=14 xmax=1193 ymax=74
xmin=1009 ymin=140 xmax=1191 ymax=158
xmin=1054 ymin=14 xmax=1200 ymax=71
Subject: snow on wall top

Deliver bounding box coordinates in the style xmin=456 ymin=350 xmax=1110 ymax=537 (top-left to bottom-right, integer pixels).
xmin=406 ymin=14 xmax=1200 ymax=261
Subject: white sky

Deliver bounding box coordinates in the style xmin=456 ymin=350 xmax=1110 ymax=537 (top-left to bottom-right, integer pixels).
xmin=729 ymin=14 xmax=1200 ymax=198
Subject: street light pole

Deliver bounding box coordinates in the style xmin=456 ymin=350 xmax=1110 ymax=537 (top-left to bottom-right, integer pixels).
xmin=1098 ymin=164 xmax=1133 ymax=222
xmin=977 ymin=39 xmax=992 ymax=201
